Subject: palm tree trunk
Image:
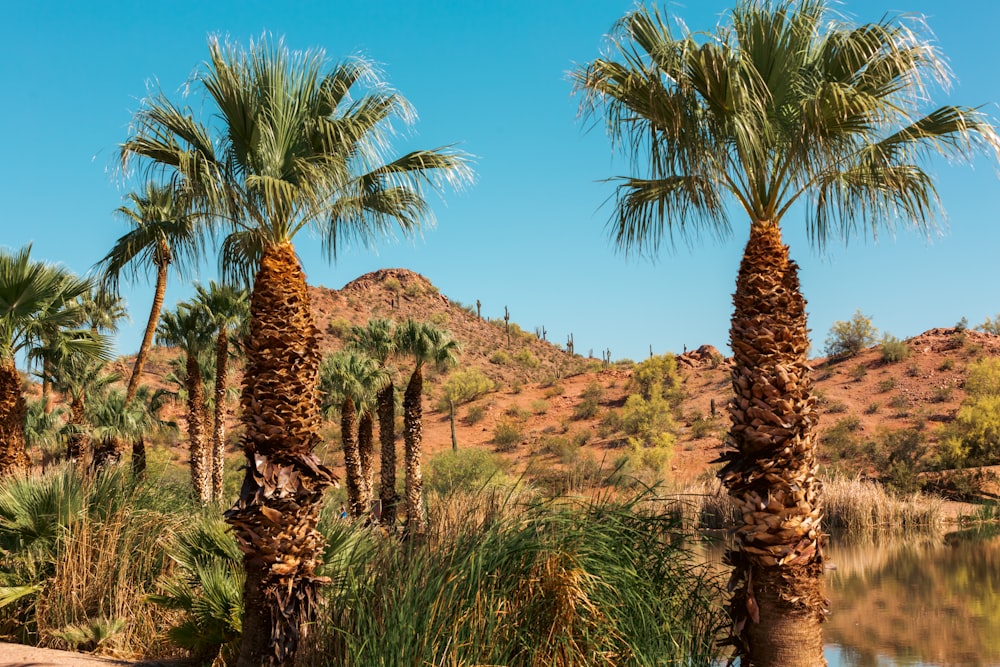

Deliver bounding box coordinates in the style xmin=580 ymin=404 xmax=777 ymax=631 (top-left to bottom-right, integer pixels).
xmin=341 ymin=397 xmax=366 ymax=518
xmin=66 ymin=396 xmax=90 ymax=465
xmin=223 ymin=241 xmax=334 ymax=667
xmin=126 ymin=255 xmax=168 ymax=404
xmin=717 ymin=222 xmax=826 ymax=666
xmin=377 ymin=382 xmax=397 ymax=524
xmin=212 ymin=331 xmax=229 ymax=501
xmin=132 ymin=436 xmax=147 ymax=478
xmin=358 ymin=411 xmax=375 ymax=513
xmin=186 ymin=353 xmax=210 ymax=504
xmin=403 ymin=368 xmax=426 ymax=538
xmin=0 ymin=357 xmax=30 ymax=476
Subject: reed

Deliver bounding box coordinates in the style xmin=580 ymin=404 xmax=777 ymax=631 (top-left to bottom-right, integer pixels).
xmin=823 ymin=476 xmax=946 ymax=535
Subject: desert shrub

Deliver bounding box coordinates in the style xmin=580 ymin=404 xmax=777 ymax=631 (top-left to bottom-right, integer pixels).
xmin=426 ymin=449 xmax=508 ymax=496
xmin=530 ymin=400 xmax=549 ymax=415
xmin=328 ymin=317 xmax=352 ymax=338
xmin=404 ymin=281 xmax=424 ymax=298
xmin=865 ymin=403 xmax=879 ymax=415
xmin=571 ymin=429 xmax=592 ymax=447
xmin=436 ymin=369 xmax=495 ymax=412
xmin=931 ymin=385 xmax=953 ymax=403
xmin=538 ymin=435 xmax=578 ymax=463
xmin=888 ymin=394 xmax=909 ymax=410
xmin=429 ymin=311 xmax=450 ymax=327
xmin=880 ymin=334 xmax=910 ymax=363
xmin=464 ymin=404 xmax=486 ymax=425
xmin=977 ymin=313 xmax=1000 ymax=335
xmin=937 ymin=357 xmax=1000 ymax=466
xmin=848 ymin=363 xmax=868 ymax=382
xmin=878 ymin=377 xmax=898 ymax=393
xmin=824 ymin=310 xmax=878 ymax=358
xmin=906 ymin=362 xmax=921 ymax=377
xmin=383 ymin=277 xmax=402 ymax=293
xmin=513 ymin=348 xmax=540 ymax=369
xmin=491 ymin=420 xmax=523 ymax=452
xmin=822 ymin=417 xmax=864 ymax=461
xmin=629 ymin=354 xmax=683 ymax=405
xmin=621 ymin=388 xmax=677 ymax=454
xmin=505 ymin=405 xmax=532 ymax=421
xmin=689 ymin=413 xmax=718 ymax=439
xmin=581 ymin=381 xmax=605 ymax=402
xmin=939 ymin=358 xmax=955 ymax=371
xmin=825 ymin=400 xmax=848 ymax=414
xmin=510 ymin=380 xmax=523 ymax=394
xmin=489 ymin=351 xmax=511 ymax=365
xmin=572 ymin=383 xmax=605 ymax=421
xmin=875 ymin=429 xmax=928 ymax=494
xmin=598 ymin=410 xmax=624 ymax=438
xmin=543 ymin=383 xmax=565 ymax=398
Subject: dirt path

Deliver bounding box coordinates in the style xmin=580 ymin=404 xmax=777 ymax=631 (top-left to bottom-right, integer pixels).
xmin=0 ymin=642 xmax=182 ymax=667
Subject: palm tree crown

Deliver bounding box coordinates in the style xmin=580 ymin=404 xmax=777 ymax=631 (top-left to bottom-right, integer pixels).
xmin=575 ymin=0 xmax=1000 ymax=253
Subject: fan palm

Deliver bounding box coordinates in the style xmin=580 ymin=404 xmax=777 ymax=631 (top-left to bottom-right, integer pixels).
xmin=157 ymin=303 xmax=215 ymax=503
xmin=120 ymin=36 xmax=471 ymax=665
xmin=193 ymin=281 xmax=249 ymax=500
xmin=350 ymin=318 xmax=400 ymax=522
xmin=0 ymin=246 xmax=109 ymax=476
xmin=395 ymin=320 xmax=458 ymax=538
xmin=50 ymin=352 xmax=120 ymax=467
xmin=98 ymin=182 xmax=203 ymax=404
xmin=89 ymin=386 xmax=167 ymax=474
xmin=319 ymin=350 xmax=388 ymax=519
xmin=575 ymin=2 xmax=1000 ymax=663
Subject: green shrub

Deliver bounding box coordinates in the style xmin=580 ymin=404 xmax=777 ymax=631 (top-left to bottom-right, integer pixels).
xmin=621 ymin=388 xmax=677 ymax=452
xmin=328 ymin=317 xmax=352 ymax=338
xmin=849 ymin=363 xmax=868 ymax=381
xmin=489 ymin=351 xmax=511 ymax=365
xmin=530 ymin=400 xmax=549 ymax=415
xmin=880 ymin=334 xmax=910 ymax=363
xmin=939 ymin=358 xmax=955 ymax=371
xmin=513 ymin=348 xmax=540 ymax=369
xmin=543 ymin=383 xmax=565 ymax=398
xmin=436 ymin=369 xmax=495 ymax=412
xmin=598 ymin=410 xmax=624 ymax=438
xmin=977 ymin=313 xmax=1000 ymax=335
xmin=824 ymin=310 xmax=878 ymax=358
xmin=426 ymin=449 xmax=508 ymax=496
xmin=825 ymin=400 xmax=848 ymax=414
xmin=464 ymin=404 xmax=486 ymax=425
xmin=629 ymin=355 xmax=683 ymax=405
xmin=505 ymin=405 xmax=532 ymax=421
xmin=877 ymin=377 xmax=898 ymax=392
xmin=383 ymin=277 xmax=402 ymax=293
xmin=538 ymin=435 xmax=578 ymax=464
xmin=865 ymin=402 xmax=879 ymax=415
xmin=491 ymin=420 xmax=523 ymax=452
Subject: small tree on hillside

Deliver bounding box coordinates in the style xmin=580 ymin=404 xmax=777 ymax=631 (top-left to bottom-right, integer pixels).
xmin=824 ymin=310 xmax=879 ymax=358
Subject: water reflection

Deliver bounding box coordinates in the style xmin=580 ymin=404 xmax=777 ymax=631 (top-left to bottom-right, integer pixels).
xmin=824 ymin=529 xmax=1000 ymax=667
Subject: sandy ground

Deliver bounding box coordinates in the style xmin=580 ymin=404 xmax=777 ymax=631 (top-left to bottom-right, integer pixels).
xmin=0 ymin=643 xmax=182 ymax=667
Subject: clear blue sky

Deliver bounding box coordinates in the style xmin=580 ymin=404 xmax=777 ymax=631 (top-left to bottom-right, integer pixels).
xmin=2 ymin=1 xmax=999 ymax=362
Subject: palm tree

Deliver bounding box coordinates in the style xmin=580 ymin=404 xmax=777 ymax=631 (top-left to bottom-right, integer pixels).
xmin=0 ymin=246 xmax=108 ymax=476
xmin=395 ymin=320 xmax=458 ymax=538
xmin=575 ymin=2 xmax=1000 ymax=663
xmin=157 ymin=302 xmax=215 ymax=503
xmin=89 ymin=386 xmax=169 ymax=477
xmin=319 ymin=350 xmax=388 ymax=519
xmin=50 ymin=352 xmax=119 ymax=467
xmin=23 ymin=398 xmax=65 ymax=468
xmin=193 ymin=281 xmax=250 ymax=501
xmin=350 ymin=318 xmax=400 ymax=522
xmin=120 ymin=36 xmax=472 ymax=665
xmin=98 ymin=182 xmax=203 ymax=403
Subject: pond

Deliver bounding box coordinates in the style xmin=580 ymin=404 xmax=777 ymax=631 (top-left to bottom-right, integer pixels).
xmin=702 ymin=528 xmax=1000 ymax=666
xmin=823 ymin=528 xmax=1000 ymax=667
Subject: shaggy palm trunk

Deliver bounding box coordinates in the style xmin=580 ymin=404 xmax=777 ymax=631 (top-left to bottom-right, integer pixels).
xmin=66 ymin=397 xmax=91 ymax=467
xmin=341 ymin=397 xmax=367 ymax=518
xmin=223 ymin=242 xmax=334 ymax=667
xmin=132 ymin=436 xmax=147 ymax=478
xmin=0 ymin=358 xmax=30 ymax=476
xmin=717 ymin=222 xmax=826 ymax=666
xmin=358 ymin=411 xmax=375 ymax=511
xmin=186 ymin=354 xmax=210 ymax=503
xmin=93 ymin=436 xmax=126 ymax=468
xmin=212 ymin=331 xmax=229 ymax=501
xmin=403 ymin=367 xmax=426 ymax=537
xmin=377 ymin=383 xmax=398 ymax=524
xmin=127 ymin=252 xmax=169 ymax=404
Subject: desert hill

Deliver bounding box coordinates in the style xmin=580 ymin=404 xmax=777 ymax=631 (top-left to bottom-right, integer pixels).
xmin=130 ymin=268 xmax=1000 ymax=491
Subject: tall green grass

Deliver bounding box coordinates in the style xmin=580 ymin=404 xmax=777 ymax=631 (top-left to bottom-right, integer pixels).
xmin=305 ymin=490 xmax=725 ymax=667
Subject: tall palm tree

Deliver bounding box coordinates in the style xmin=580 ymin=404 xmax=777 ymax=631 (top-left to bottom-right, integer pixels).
xmin=193 ymin=281 xmax=250 ymax=501
xmin=98 ymin=182 xmax=203 ymax=403
xmin=157 ymin=302 xmax=215 ymax=503
xmin=0 ymin=246 xmax=108 ymax=476
xmin=350 ymin=318 xmax=400 ymax=522
xmin=120 ymin=37 xmax=471 ymax=665
xmin=395 ymin=320 xmax=458 ymax=538
xmin=319 ymin=350 xmax=388 ymax=519
xmin=575 ymin=2 xmax=1000 ymax=663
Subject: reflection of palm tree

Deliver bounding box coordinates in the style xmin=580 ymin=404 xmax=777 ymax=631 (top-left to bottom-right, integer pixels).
xmin=193 ymin=281 xmax=249 ymax=500
xmin=120 ymin=37 xmax=471 ymax=664
xmin=396 ymin=320 xmax=458 ymax=537
xmin=0 ymin=246 xmax=108 ymax=475
xmin=98 ymin=183 xmax=202 ymax=404
xmin=576 ymin=2 xmax=1000 ymax=663
xmin=157 ymin=303 xmax=214 ymax=502
xmin=351 ymin=319 xmax=399 ymax=522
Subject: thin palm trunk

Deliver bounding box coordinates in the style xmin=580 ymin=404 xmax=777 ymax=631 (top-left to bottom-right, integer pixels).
xmin=66 ymin=397 xmax=90 ymax=466
xmin=224 ymin=242 xmax=334 ymax=667
xmin=132 ymin=435 xmax=147 ymax=478
xmin=186 ymin=353 xmax=210 ymax=503
xmin=358 ymin=411 xmax=375 ymax=515
xmin=403 ymin=368 xmax=426 ymax=537
xmin=718 ymin=222 xmax=826 ymax=666
xmin=127 ymin=252 xmax=169 ymax=403
xmin=341 ymin=396 xmax=367 ymax=518
xmin=377 ymin=383 xmax=397 ymax=524
xmin=212 ymin=330 xmax=229 ymax=501
xmin=0 ymin=358 xmax=30 ymax=476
